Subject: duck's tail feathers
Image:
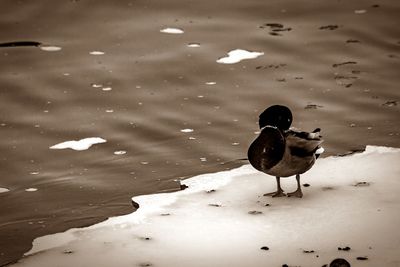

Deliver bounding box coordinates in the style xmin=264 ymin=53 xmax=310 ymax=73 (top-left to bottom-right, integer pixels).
xmin=315 ymin=146 xmax=324 ymax=159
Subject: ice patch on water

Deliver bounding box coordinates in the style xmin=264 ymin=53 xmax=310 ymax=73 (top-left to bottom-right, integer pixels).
xmin=0 ymin=187 xmax=10 ymax=193
xmin=187 ymin=43 xmax=200 ymax=47
xmin=89 ymin=51 xmax=105 ymax=55
xmin=160 ymin=28 xmax=184 ymax=34
xmin=39 ymin=45 xmax=62 ymax=52
xmin=49 ymin=137 xmax=107 ymax=151
xmin=25 ymin=188 xmax=38 ymax=192
xmin=180 ymin=128 xmax=194 ymax=133
xmin=217 ymin=49 xmax=264 ymax=64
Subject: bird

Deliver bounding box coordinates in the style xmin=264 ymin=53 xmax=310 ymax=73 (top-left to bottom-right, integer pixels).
xmin=247 ymin=105 xmax=323 ymax=198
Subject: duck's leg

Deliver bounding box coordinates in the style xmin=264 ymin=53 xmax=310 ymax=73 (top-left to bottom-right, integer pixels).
xmin=287 ymin=174 xmax=303 ymax=198
xmin=264 ymin=176 xmax=286 ymax=197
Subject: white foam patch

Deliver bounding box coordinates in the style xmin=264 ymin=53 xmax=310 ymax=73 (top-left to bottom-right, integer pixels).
xmin=14 ymin=146 xmax=400 ymax=267
xmin=49 ymin=137 xmax=107 ymax=151
xmin=89 ymin=51 xmax=105 ymax=55
xmin=217 ymin=49 xmax=264 ymax=64
xmin=0 ymin=187 xmax=10 ymax=193
xmin=39 ymin=45 xmax=62 ymax=52
xmin=160 ymin=28 xmax=184 ymax=34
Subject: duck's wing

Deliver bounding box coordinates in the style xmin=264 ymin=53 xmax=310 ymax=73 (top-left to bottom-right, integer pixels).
xmin=285 ymin=129 xmax=323 ymax=157
xmin=248 ymin=126 xmax=285 ymax=172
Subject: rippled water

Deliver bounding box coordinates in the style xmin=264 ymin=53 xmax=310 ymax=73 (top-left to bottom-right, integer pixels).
xmin=0 ymin=0 xmax=399 ymax=264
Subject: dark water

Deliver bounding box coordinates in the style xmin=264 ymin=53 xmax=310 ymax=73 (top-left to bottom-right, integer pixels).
xmin=0 ymin=0 xmax=399 ymax=265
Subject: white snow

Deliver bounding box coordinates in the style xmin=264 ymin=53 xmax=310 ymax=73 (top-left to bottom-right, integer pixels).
xmin=160 ymin=28 xmax=184 ymax=34
xmin=49 ymin=137 xmax=107 ymax=151
xmin=11 ymin=146 xmax=400 ymax=267
xmin=217 ymin=49 xmax=264 ymax=64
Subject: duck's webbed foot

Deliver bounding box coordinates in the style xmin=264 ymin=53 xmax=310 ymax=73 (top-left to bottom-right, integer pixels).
xmin=287 ymin=189 xmax=303 ymax=198
xmin=264 ymin=190 xmax=286 ymax=198
xmin=287 ymin=174 xmax=303 ymax=198
xmin=264 ymin=176 xmax=286 ymax=197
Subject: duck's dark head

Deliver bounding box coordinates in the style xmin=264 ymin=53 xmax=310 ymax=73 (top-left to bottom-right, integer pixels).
xmin=259 ymin=105 xmax=292 ymax=130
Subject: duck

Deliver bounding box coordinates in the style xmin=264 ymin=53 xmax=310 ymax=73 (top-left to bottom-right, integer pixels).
xmin=247 ymin=105 xmax=324 ymax=198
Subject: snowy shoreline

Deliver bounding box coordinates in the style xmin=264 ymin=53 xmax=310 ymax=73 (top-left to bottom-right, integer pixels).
xmin=11 ymin=146 xmax=400 ymax=267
